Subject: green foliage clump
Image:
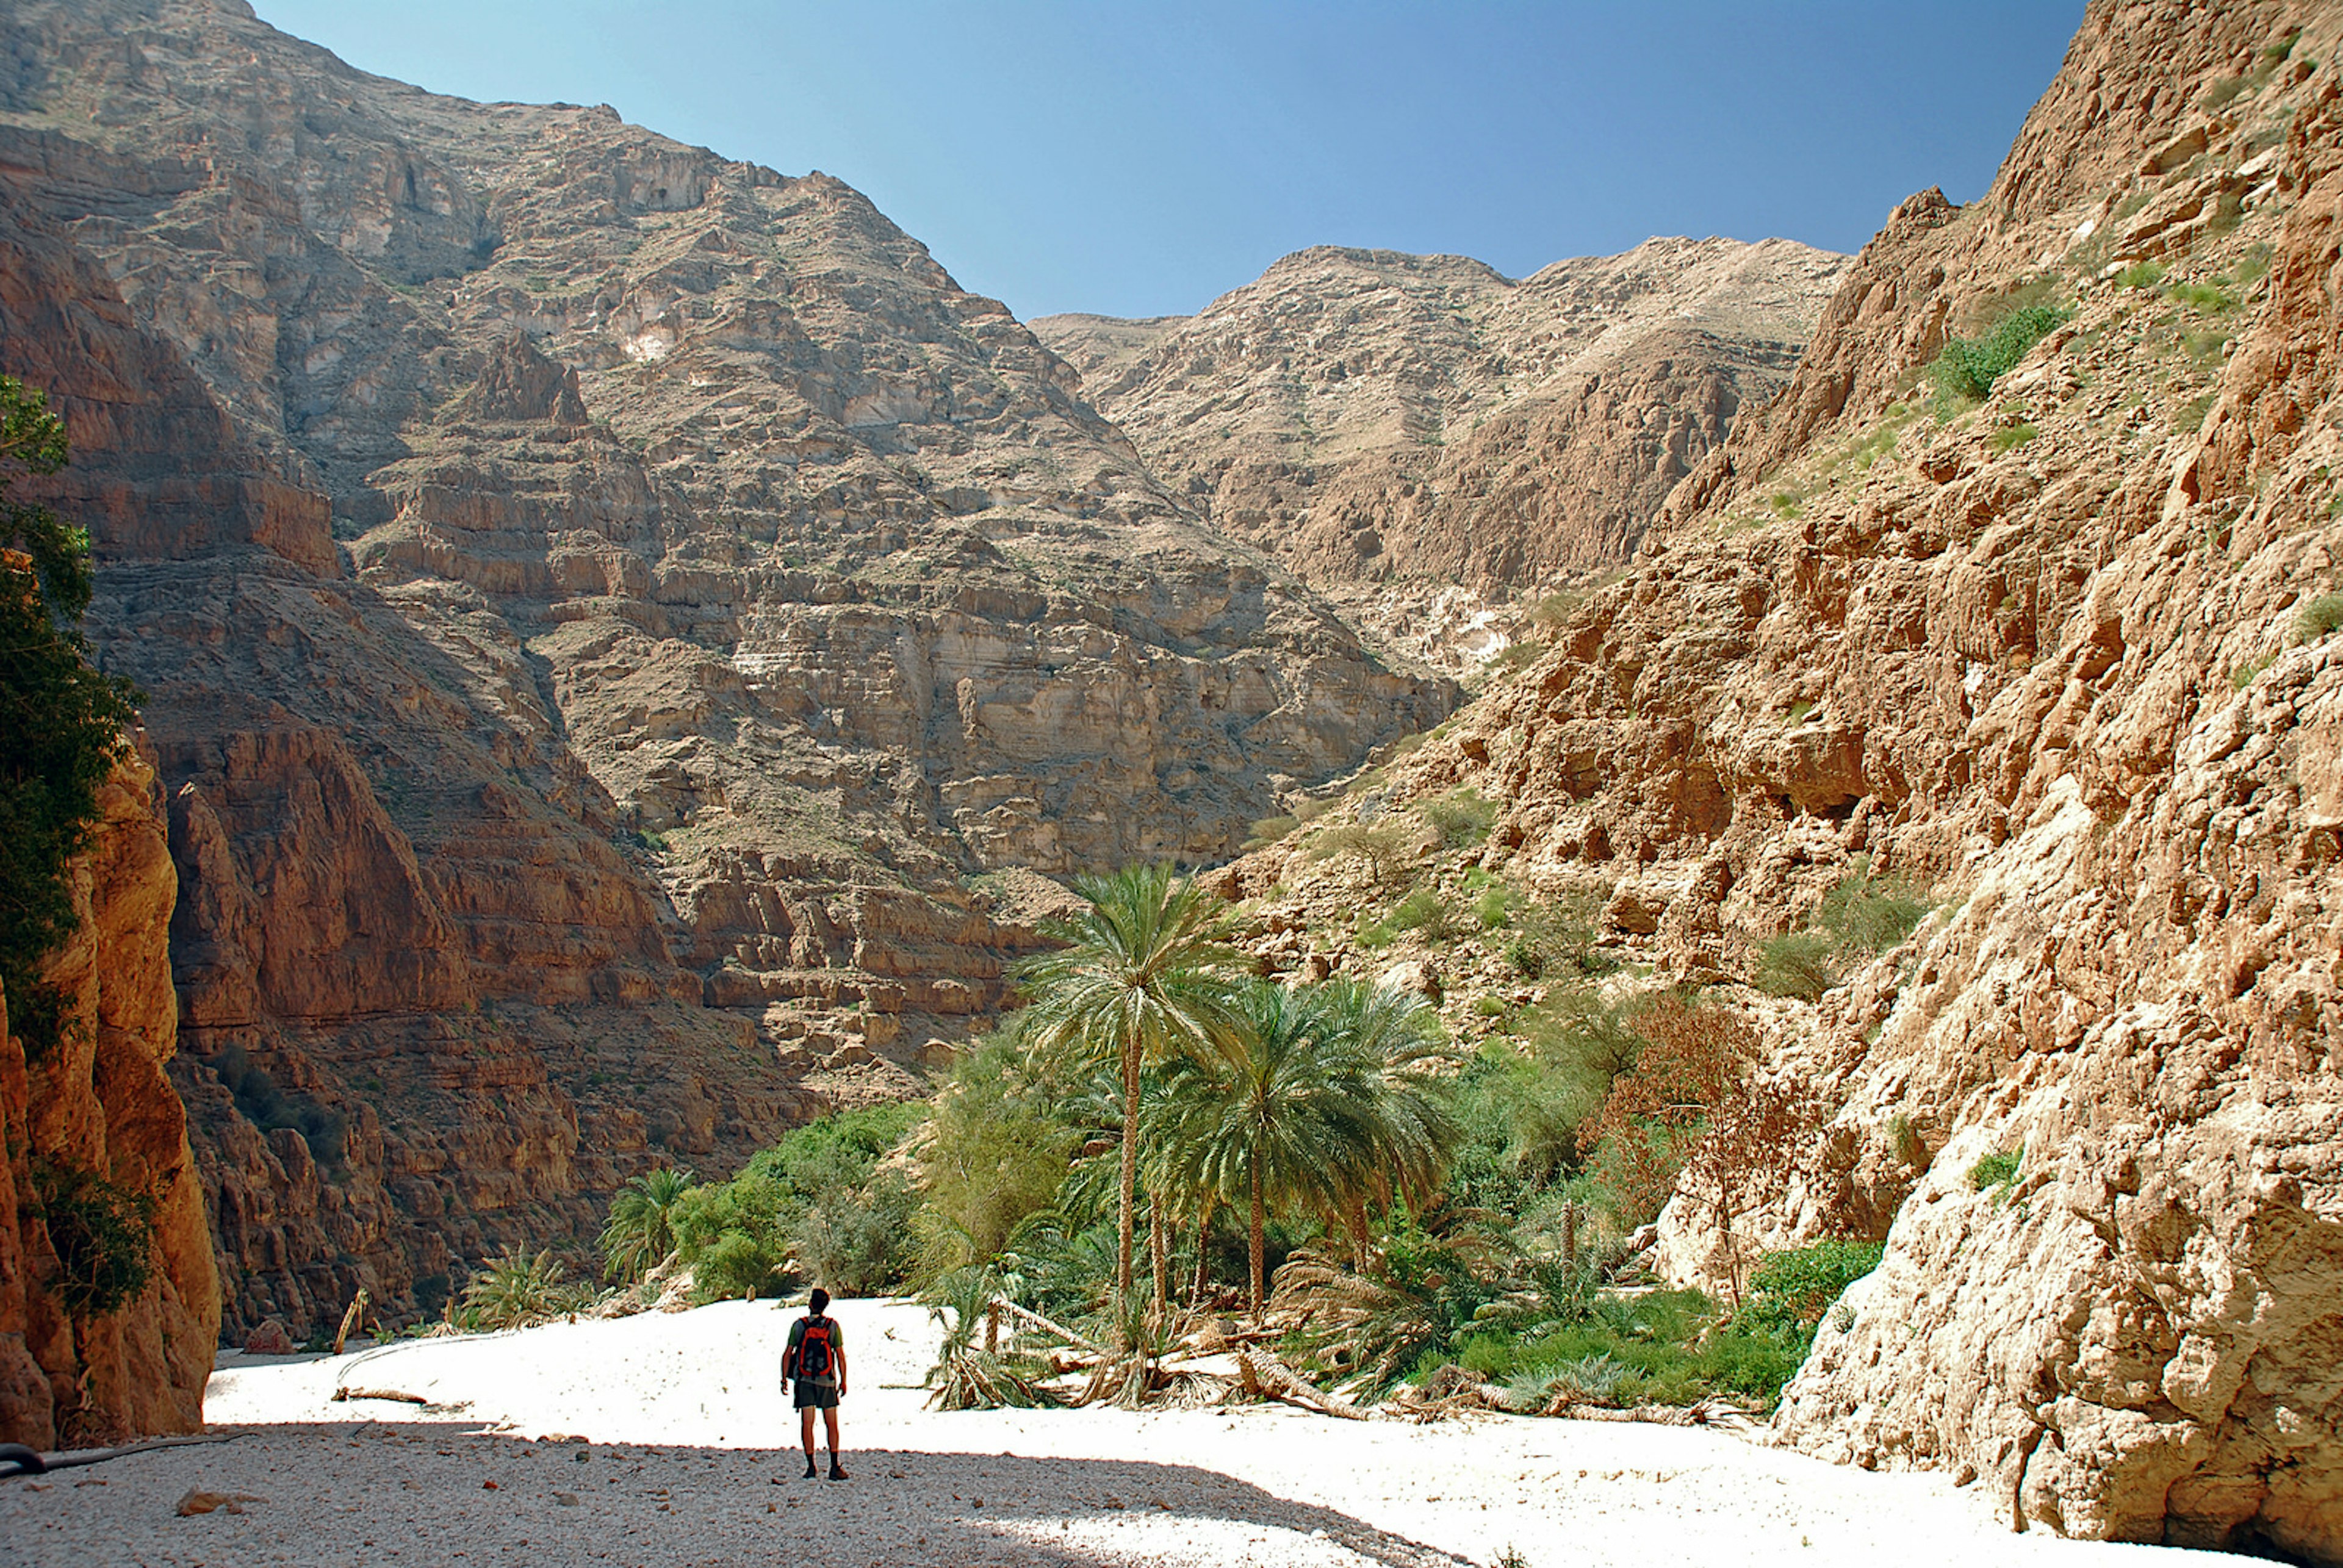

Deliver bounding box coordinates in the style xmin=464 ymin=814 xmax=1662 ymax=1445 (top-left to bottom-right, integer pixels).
xmin=212 ymin=1043 xmax=347 ymax=1165
xmin=1970 ymin=1148 xmax=2023 ymax=1192
xmin=459 ymin=1246 xmax=586 ymax=1329
xmin=1500 ymin=888 xmax=1613 ymax=980
xmin=1306 ymin=821 xmax=1418 ymax=890
xmin=0 ymin=376 xmax=143 ymax=1059
xmin=914 ymin=1031 xmax=1078 ymax=1279
xmin=599 ymin=1166 xmax=695 ymax=1282
xmin=2167 ymin=280 xmax=2238 ymax=314
xmin=31 ymin=1159 xmax=157 ymax=1318
xmin=2294 ymin=591 xmax=2343 ymax=644
xmin=1991 ymin=422 xmax=2040 ymax=453
xmin=1755 ymin=930 xmax=1838 ymax=1001
xmin=663 ymin=1103 xmax=923 ymax=1303
xmin=1242 ymin=815 xmax=1298 ymax=851
xmin=1420 ymin=788 xmax=1496 ymax=849
xmin=1733 ymin=1239 xmax=1884 ymax=1344
xmin=1929 ymin=304 xmax=2070 ymax=407
xmin=2112 ymin=261 xmax=2166 ymax=290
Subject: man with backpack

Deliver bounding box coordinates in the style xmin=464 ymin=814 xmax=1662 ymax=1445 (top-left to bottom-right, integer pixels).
xmin=782 ymin=1287 xmax=848 ymax=1480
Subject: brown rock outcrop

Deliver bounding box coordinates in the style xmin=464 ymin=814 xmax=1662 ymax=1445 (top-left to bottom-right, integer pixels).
xmin=0 ymin=745 xmax=218 ymax=1448
xmin=1225 ymin=2 xmax=2343 ymax=1557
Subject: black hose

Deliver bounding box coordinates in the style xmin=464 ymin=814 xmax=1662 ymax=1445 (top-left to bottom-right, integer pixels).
xmin=0 ymin=1431 xmax=245 ymax=1480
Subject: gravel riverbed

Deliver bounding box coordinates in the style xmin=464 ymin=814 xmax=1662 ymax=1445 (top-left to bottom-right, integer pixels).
xmin=2 ymin=1299 xmax=2231 ymax=1567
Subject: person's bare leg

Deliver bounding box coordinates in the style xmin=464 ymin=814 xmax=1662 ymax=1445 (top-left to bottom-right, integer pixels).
xmin=799 ymin=1407 xmax=818 ymax=1476
xmin=823 ymin=1408 xmax=845 ymax=1478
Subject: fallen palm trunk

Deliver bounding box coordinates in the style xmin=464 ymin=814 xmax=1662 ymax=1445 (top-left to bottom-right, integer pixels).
xmin=331 ymin=1387 xmax=430 ymax=1405
xmin=990 ymin=1297 xmax=1101 ymax=1354
xmin=1234 ymin=1347 xmax=1368 ymax=1420
xmin=1544 ymin=1395 xmax=1756 ymax=1428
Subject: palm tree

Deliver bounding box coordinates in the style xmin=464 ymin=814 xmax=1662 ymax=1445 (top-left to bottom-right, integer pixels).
xmin=1015 ymin=863 xmax=1239 ymax=1307
xmin=1309 ymin=980 xmax=1454 ymax=1264
xmin=599 ymin=1166 xmax=696 ymax=1282
xmin=1160 ymin=977 xmax=1457 ymax=1319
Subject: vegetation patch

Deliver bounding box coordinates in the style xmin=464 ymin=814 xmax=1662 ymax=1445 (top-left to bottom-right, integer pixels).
xmin=2294 ymin=591 xmax=2343 ymax=644
xmin=31 ymin=1159 xmax=157 ymax=1319
xmin=0 ymin=376 xmax=143 ymax=1060
xmin=1928 ymin=303 xmax=2070 ymax=411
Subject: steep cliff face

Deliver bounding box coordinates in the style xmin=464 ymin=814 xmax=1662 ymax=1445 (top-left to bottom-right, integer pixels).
xmin=1038 ymin=238 xmax=1846 ymax=646
xmin=0 ymin=0 xmax=1452 ymax=1336
xmin=1225 ymin=2 xmax=2343 ymax=1557
xmin=0 ymin=746 xmax=217 ymax=1448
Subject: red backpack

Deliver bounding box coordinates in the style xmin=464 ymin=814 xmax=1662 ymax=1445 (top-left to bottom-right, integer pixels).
xmin=791 ymin=1315 xmax=837 ymax=1382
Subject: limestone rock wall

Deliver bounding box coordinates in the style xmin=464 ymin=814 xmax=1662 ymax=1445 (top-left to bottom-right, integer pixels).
xmin=1039 ymin=239 xmax=1848 ymax=615
xmin=0 ymin=747 xmax=218 ymax=1449
xmin=1223 ymin=2 xmax=2343 ymax=1557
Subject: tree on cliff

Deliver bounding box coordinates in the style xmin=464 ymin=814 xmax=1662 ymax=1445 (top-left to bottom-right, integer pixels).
xmin=1016 ymin=863 xmax=1240 ymax=1313
xmin=0 ymin=375 xmax=140 ymax=1052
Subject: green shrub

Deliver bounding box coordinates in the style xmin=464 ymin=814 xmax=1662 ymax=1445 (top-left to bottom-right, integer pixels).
xmin=2232 ymin=654 xmax=2275 ymax=691
xmin=1242 ymin=815 xmax=1298 ymax=851
xmin=30 ymin=1160 xmax=157 ymax=1318
xmin=1736 ymin=1239 xmax=1884 ymax=1342
xmin=459 ymin=1246 xmax=585 ymax=1329
xmin=2112 ymin=261 xmax=2165 ymax=290
xmin=1383 ymin=887 xmax=1468 ymax=943
xmin=1816 ymin=869 xmax=1930 ymax=953
xmin=2294 ymin=592 xmax=2343 ymax=644
xmin=1756 ymin=930 xmax=1837 ymax=1000
xmin=1421 ymin=788 xmax=1497 ymax=849
xmin=212 ymin=1043 xmax=347 ymax=1165
xmin=1929 ymin=304 xmax=2070 ymax=406
xmin=1991 ymin=422 xmax=2040 ymax=453
xmin=1473 ymin=883 xmax=1518 ymax=930
xmin=1970 ymin=1148 xmax=2022 ymax=1192
xmin=2168 ymin=279 xmax=2238 ymax=314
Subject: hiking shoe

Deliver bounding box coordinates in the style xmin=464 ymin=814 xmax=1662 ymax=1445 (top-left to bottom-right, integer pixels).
xmin=802 ymin=1457 xmax=818 ymax=1478
xmin=828 ymin=1461 xmax=848 ymax=1481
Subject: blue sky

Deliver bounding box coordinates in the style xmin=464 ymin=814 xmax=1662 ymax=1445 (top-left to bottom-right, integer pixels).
xmin=254 ymin=2 xmax=2084 ymax=322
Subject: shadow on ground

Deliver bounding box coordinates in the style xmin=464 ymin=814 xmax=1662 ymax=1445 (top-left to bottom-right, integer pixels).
xmin=2 ymin=1422 xmax=1472 ymax=1567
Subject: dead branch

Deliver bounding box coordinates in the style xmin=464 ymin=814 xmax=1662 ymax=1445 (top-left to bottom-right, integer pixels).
xmin=331 ymin=1387 xmax=430 ymax=1405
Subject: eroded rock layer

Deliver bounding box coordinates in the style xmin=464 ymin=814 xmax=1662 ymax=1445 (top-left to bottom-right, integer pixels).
xmin=1226 ymin=1 xmax=2342 ymax=1556
xmin=1038 ymin=238 xmax=1847 ymax=620
xmin=0 ymin=747 xmax=217 ymax=1448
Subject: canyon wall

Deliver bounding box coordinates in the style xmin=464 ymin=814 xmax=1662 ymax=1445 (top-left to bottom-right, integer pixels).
xmin=1220 ymin=1 xmax=2342 ymax=1557
xmin=0 ymin=746 xmax=217 ymax=1448
xmin=0 ymin=0 xmax=1452 ymax=1337
xmin=1038 ymin=239 xmax=1846 ymax=663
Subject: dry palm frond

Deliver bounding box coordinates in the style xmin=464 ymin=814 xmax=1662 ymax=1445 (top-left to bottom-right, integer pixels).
xmin=927 ymin=1343 xmax=1062 ymax=1411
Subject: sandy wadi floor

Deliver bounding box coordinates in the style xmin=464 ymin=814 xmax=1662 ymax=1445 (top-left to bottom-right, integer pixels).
xmin=5 ymin=1300 xmax=2231 ymax=1567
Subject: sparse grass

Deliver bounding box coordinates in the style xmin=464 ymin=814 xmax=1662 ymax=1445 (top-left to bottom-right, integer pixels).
xmin=2112 ymin=261 xmax=2166 ymax=291
xmin=1991 ymin=422 xmax=2040 ymax=453
xmin=2168 ymin=280 xmax=2239 ymax=314
xmin=2294 ymin=591 xmax=2343 ymax=644
xmin=1970 ymin=1149 xmax=2022 ymax=1193
xmin=2173 ymin=392 xmax=2217 ymax=434
xmin=2232 ymin=654 xmax=2275 ymax=691
xmin=1768 ymin=489 xmax=1805 ymax=520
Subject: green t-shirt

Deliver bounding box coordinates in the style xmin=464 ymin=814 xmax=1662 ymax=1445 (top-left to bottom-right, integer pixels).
xmin=785 ymin=1314 xmax=843 ymax=1386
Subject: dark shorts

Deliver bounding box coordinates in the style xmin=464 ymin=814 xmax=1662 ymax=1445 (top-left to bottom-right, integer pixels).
xmin=793 ymin=1381 xmax=840 ymax=1410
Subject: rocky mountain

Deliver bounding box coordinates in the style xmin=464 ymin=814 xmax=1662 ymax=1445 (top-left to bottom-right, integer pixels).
xmin=1214 ymin=0 xmax=2343 ymax=1556
xmin=1 ymin=745 xmax=217 ymax=1450
xmin=1037 ymin=238 xmax=1846 ymax=664
xmin=0 ymin=0 xmax=1452 ymax=1336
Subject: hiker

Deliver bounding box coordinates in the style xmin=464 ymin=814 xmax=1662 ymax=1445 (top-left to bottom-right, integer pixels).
xmin=782 ymin=1286 xmax=848 ymax=1480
